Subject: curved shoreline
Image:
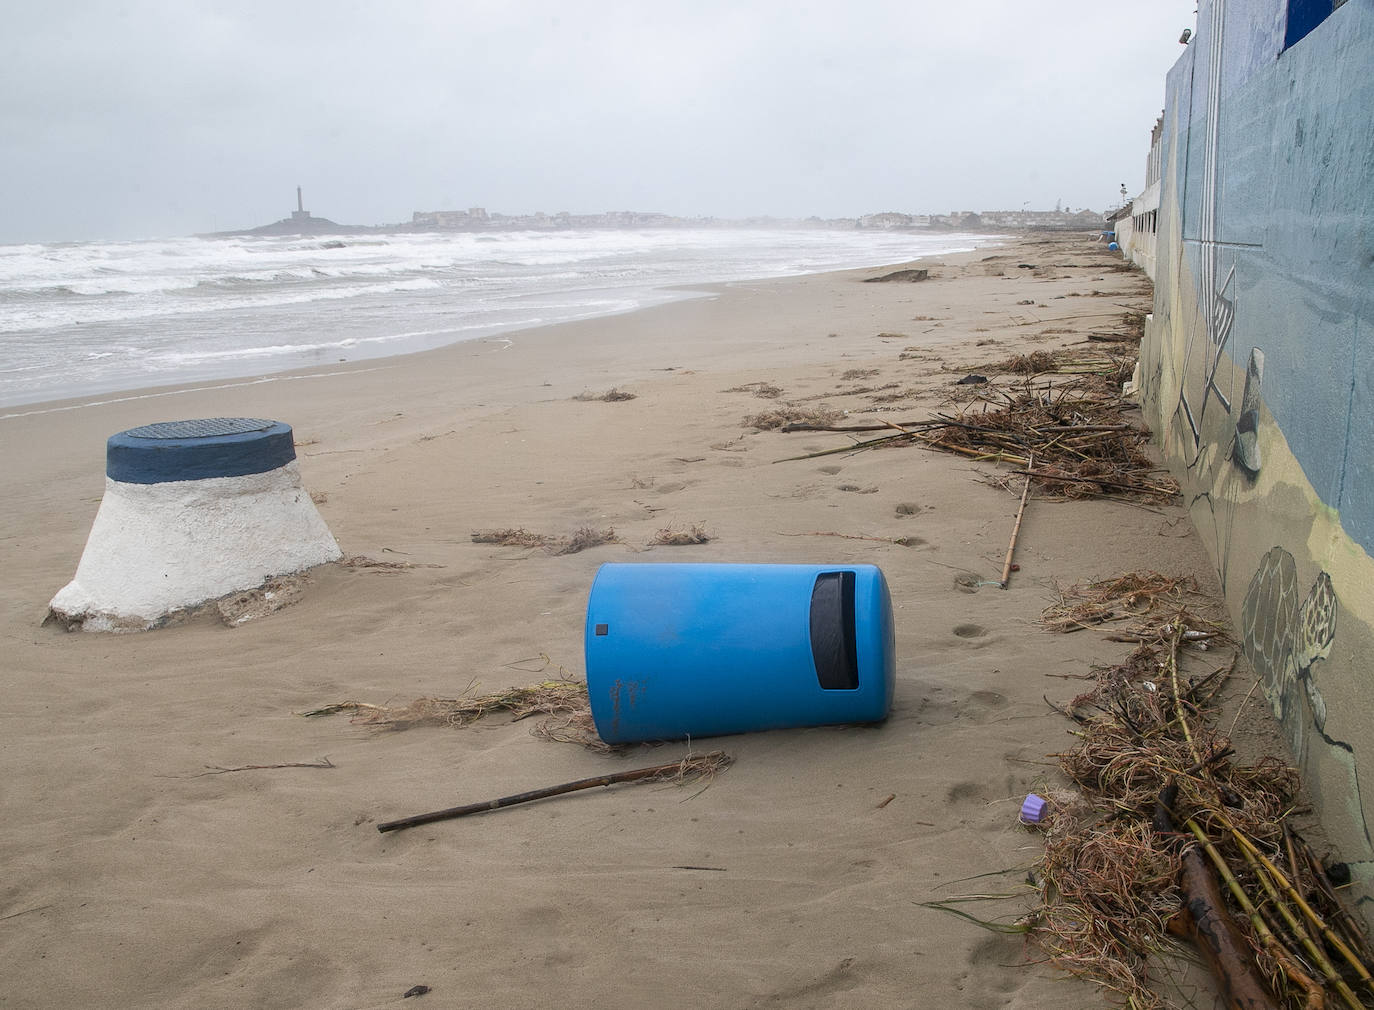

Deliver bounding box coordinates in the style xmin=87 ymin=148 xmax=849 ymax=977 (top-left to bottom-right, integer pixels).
xmin=0 ymin=231 xmax=996 ymax=412
xmin=2 ymin=243 xmax=995 ymax=421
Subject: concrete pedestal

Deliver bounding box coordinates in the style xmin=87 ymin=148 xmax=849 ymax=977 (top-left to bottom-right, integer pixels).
xmin=49 ymin=418 xmax=341 ymax=632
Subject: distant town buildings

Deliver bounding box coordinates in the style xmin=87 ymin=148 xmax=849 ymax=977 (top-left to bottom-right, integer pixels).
xmin=407 ymin=206 xmax=1106 ymax=233
xmin=230 ymin=187 xmax=1110 ymax=237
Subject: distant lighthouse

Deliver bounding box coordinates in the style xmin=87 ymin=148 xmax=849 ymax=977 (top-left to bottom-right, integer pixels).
xmin=292 ymin=186 xmax=310 ymax=222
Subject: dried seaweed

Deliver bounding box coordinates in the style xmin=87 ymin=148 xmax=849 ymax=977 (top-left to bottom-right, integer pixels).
xmin=648 ymin=524 xmax=713 ymax=546
xmin=471 ymin=526 xmax=620 ymax=555
xmin=552 ymin=526 xmax=620 ymax=555
xmin=302 ymin=679 xmax=618 ymax=752
xmin=470 ymin=528 xmax=558 ymax=549
xmin=573 ymin=387 xmax=637 ymax=401
xmin=744 ymin=403 xmax=843 ymax=430
xmin=724 ymin=381 xmax=783 ymax=398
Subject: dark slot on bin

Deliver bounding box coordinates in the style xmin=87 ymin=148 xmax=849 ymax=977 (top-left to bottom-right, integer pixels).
xmin=809 ymin=571 xmax=859 ymax=690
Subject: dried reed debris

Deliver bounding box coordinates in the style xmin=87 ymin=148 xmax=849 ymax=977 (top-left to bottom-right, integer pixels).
xmin=723 ymin=381 xmax=783 ymax=398
xmin=1020 ymin=575 xmax=1366 ymax=1010
xmin=1041 ymin=572 xmax=1202 ymax=635
xmin=303 ymin=679 xmax=589 ymax=730
xmin=744 ymin=403 xmax=842 ymax=430
xmin=573 ymin=387 xmax=637 ymax=402
xmin=554 ymin=526 xmax=620 ymax=555
xmin=471 ymin=526 xmax=620 ymax=555
xmin=990 ymin=348 xmax=1134 ymax=382
xmin=773 ymin=377 xmax=1177 ymax=502
xmin=304 ymin=677 xmax=618 ymax=753
xmin=648 ymin=524 xmax=713 ymax=546
xmin=470 ymin=528 xmax=558 ymax=549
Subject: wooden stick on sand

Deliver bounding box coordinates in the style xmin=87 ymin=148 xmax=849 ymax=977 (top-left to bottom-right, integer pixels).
xmin=1000 ymin=455 xmax=1033 ymax=589
xmin=377 ymin=752 xmax=730 ymax=833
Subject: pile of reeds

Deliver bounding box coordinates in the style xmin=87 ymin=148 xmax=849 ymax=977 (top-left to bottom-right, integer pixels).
xmin=1041 ymin=572 xmax=1202 ymax=635
xmin=992 ymin=348 xmax=1135 ymax=382
xmin=1026 ymin=578 xmax=1373 ymax=1010
xmin=916 ymin=381 xmax=1174 ymax=501
xmin=773 ymin=378 xmax=1178 ymax=503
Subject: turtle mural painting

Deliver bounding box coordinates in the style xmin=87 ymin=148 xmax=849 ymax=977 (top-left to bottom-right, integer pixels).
xmin=1241 ymin=548 xmax=1337 ymax=740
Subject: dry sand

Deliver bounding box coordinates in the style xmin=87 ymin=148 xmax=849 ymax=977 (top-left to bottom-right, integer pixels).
xmin=0 ymin=234 xmax=1280 ymax=1007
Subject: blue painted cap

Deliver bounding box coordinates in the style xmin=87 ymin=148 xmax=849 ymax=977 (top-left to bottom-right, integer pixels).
xmin=106 ymin=417 xmax=296 ymax=484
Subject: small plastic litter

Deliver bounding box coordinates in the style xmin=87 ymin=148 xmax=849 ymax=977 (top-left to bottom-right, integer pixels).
xmin=1020 ymin=793 xmax=1048 ymax=825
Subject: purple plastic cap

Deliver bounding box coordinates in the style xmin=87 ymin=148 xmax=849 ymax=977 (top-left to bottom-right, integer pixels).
xmin=1020 ymin=793 xmax=1047 ymax=824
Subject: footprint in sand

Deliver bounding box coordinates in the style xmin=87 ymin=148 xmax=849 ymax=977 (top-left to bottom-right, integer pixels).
xmin=817 ymin=465 xmax=843 ymax=475
xmin=958 ymin=935 xmax=1030 ymax=1010
xmin=964 ymin=689 xmax=1010 ymax=723
xmin=837 ymin=484 xmax=878 ymax=494
xmin=945 ymin=780 xmax=993 ymax=805
xmin=906 ymin=684 xmax=1008 ymax=727
xmin=952 ymin=623 xmax=988 ymax=639
xmin=894 ymin=502 xmax=922 ymax=517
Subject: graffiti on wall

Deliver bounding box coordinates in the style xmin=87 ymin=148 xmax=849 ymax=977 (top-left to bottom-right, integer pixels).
xmin=1169 ymin=0 xmax=1259 ymax=594
xmin=1160 ymin=0 xmax=1373 ymax=856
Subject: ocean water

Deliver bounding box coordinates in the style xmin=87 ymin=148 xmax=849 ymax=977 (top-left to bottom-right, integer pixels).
xmin=0 ymin=228 xmax=989 ymax=411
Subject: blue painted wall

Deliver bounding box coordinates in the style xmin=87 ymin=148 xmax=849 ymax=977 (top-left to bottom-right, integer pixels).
xmin=1141 ymin=0 xmax=1374 ymax=889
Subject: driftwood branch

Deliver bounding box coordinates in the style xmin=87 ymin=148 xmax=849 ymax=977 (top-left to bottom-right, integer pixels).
xmin=999 ymin=455 xmax=1033 ymax=588
xmin=377 ymin=752 xmax=730 ymax=833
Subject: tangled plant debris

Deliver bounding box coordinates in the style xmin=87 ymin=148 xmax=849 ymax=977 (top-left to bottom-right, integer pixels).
xmin=471 ymin=526 xmax=620 ymax=555
xmin=925 ymin=573 xmax=1372 ymax=1010
xmin=773 ymin=377 xmax=1177 ymax=503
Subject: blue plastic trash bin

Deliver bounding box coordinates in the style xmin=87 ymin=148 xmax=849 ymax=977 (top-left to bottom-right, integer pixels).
xmin=584 ymin=563 xmax=895 ymax=743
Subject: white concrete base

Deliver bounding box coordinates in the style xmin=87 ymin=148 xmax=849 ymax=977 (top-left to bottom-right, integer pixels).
xmin=49 ymin=461 xmax=342 ymax=632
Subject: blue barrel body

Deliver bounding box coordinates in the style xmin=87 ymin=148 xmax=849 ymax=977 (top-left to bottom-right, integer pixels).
xmin=584 ymin=563 xmax=895 ymax=743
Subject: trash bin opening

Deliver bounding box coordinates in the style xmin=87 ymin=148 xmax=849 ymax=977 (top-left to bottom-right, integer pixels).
xmin=810 ymin=571 xmax=859 ymax=690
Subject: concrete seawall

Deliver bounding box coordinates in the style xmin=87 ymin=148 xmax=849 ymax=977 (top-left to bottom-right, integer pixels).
xmin=1138 ymin=0 xmax=1374 ymax=893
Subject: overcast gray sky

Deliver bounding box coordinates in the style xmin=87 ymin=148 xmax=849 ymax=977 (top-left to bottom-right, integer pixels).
xmin=2 ymin=1 xmax=1197 ymax=243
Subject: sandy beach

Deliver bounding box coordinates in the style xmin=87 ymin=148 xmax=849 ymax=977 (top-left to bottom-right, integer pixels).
xmin=1 ymin=233 xmax=1287 ymax=1008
